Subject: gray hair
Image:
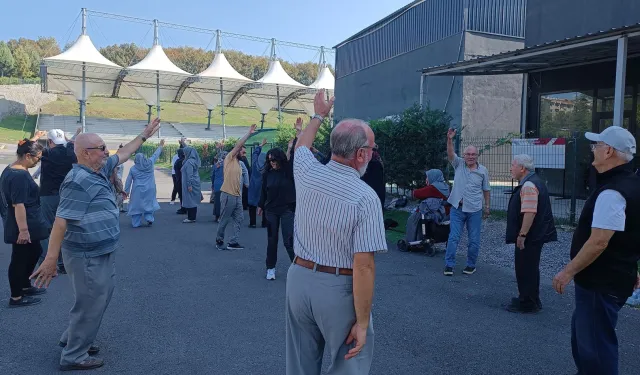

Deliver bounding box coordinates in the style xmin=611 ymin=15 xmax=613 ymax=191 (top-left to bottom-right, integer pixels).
xmin=330 ymin=119 xmax=370 ymax=159
xmin=616 ymin=150 xmax=634 ymax=162
xmin=513 ymin=154 xmax=535 ymax=171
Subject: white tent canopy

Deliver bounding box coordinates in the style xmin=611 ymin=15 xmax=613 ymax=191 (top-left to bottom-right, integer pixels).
xmin=43 ymin=34 xmax=121 ymax=100
xmin=285 ymin=65 xmax=335 ymax=116
xmin=248 ymin=59 xmax=307 ymax=115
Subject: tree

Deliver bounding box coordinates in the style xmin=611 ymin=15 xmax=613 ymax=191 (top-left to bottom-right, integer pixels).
xmin=371 ymin=104 xmax=452 ymax=189
xmin=28 ymin=48 xmax=41 ymax=78
xmin=12 ymin=46 xmax=32 ymax=78
xmin=0 ymin=41 xmax=15 ymax=77
xmin=100 ymin=43 xmax=147 ymax=67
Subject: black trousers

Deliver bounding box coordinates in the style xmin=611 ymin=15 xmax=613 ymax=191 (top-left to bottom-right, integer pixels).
xmin=213 ymin=191 xmax=222 ymax=219
xmin=8 ymin=241 xmax=42 ymax=298
xmin=242 ymin=186 xmax=249 ymax=210
xmin=187 ymin=207 xmax=197 ymax=221
xmin=265 ymin=210 xmax=295 ymax=269
xmin=248 ymin=206 xmax=267 ymax=227
xmin=171 ymin=175 xmax=182 ymax=202
xmin=514 ymin=242 xmax=543 ymax=308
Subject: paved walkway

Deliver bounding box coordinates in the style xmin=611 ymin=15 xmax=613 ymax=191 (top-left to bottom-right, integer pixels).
xmin=0 ymin=157 xmax=639 ymax=374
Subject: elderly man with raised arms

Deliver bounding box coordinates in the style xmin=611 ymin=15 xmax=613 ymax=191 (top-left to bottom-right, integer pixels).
xmin=31 ymin=118 xmax=161 ymax=371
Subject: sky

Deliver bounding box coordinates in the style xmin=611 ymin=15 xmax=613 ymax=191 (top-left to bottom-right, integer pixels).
xmin=1 ymin=0 xmax=411 ymax=65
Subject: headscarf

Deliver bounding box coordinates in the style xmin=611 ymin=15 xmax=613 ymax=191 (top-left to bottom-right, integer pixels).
xmin=426 ymin=169 xmax=449 ymax=197
xmin=134 ymin=153 xmax=154 ymax=173
xmin=183 ymin=146 xmax=201 ymax=168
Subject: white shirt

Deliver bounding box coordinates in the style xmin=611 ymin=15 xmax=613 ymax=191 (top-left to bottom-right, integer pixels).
xmin=293 ymin=147 xmax=388 ymax=269
xmin=592 ymin=190 xmax=626 ymax=231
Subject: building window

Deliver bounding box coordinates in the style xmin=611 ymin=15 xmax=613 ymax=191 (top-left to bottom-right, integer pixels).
xmin=539 ymin=91 xmax=594 ymax=138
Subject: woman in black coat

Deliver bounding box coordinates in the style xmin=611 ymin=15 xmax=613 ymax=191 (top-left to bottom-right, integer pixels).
xmin=361 ymin=149 xmax=386 ymax=209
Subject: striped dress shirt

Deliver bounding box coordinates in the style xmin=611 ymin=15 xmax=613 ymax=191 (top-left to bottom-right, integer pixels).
xmin=56 ymin=155 xmax=121 ymax=258
xmin=293 ymin=147 xmax=387 ymax=269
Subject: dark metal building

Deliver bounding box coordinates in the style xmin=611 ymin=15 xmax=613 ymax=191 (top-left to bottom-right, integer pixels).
xmin=333 ymin=0 xmax=527 ymax=137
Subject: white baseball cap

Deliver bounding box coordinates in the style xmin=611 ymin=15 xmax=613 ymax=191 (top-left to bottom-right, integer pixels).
xmin=585 ymin=126 xmax=636 ymax=155
xmin=47 ymin=129 xmax=67 ymax=145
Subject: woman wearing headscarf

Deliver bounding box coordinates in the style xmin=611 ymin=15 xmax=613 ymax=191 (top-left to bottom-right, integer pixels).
xmin=257 ymin=147 xmax=296 ymax=280
xmin=248 ymin=139 xmax=268 ymax=228
xmin=181 ymin=146 xmax=202 ymax=223
xmin=112 ymin=144 xmax=126 ymax=213
xmin=413 ymin=169 xmax=451 ymax=215
xmin=1 ymin=138 xmax=49 ymax=307
xmin=174 ymin=148 xmax=186 ymax=214
xmin=124 ymin=140 xmax=164 ymax=227
xmin=361 ymin=149 xmax=385 ymax=209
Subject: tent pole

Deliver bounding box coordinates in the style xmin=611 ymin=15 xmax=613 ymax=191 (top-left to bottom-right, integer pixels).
xmin=156 ymin=71 xmax=161 ymax=138
xmin=260 ymin=113 xmax=266 ymax=129
xmin=147 ymin=105 xmax=152 ymax=124
xmin=276 ymin=85 xmax=282 ymax=128
xmin=419 ymin=74 xmax=425 ymax=109
xmin=206 ymin=109 xmax=212 ymax=130
xmin=220 ymin=78 xmax=226 ymax=139
xmin=81 ymin=62 xmax=86 ymax=133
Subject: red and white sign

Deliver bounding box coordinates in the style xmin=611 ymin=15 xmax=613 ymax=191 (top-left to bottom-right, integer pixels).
xmin=511 ymin=138 xmax=566 ymax=169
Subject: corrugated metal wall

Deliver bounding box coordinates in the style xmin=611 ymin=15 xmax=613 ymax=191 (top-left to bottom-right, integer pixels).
xmin=335 ymin=0 xmax=526 ymax=79
xmin=467 ymin=0 xmax=526 ymax=38
xmin=335 ymin=0 xmax=465 ymax=79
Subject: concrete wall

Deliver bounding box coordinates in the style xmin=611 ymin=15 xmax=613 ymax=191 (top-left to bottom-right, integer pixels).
xmin=334 ymin=32 xmax=465 ymax=125
xmin=461 ymin=32 xmax=524 ymax=138
xmin=525 ymin=0 xmax=640 ymax=47
xmin=0 ymin=84 xmax=57 ymax=117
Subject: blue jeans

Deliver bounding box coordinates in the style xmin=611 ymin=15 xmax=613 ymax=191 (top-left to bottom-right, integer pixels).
xmin=444 ymin=207 xmax=482 ymax=268
xmin=571 ymin=284 xmax=625 ymax=375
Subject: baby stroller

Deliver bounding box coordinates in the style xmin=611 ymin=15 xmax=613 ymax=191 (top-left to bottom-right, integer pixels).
xmin=397 ymin=198 xmax=450 ymax=256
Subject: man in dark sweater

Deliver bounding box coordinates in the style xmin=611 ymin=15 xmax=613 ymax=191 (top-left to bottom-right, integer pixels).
xmin=38 ymin=128 xmax=80 ymax=274
xmin=505 ymin=154 xmax=557 ymax=313
xmin=553 ymin=126 xmax=640 ymax=375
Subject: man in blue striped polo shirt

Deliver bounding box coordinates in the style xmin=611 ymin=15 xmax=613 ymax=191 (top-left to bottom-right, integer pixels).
xmin=286 ymin=90 xmax=388 ymax=375
xmin=31 ymin=118 xmax=161 ymax=372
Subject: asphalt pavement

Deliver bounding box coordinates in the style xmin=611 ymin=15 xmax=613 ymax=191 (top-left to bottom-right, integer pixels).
xmin=0 ymin=153 xmax=638 ymax=375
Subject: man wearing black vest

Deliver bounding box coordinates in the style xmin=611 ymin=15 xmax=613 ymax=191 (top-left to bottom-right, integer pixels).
xmin=553 ymin=126 xmax=640 ymax=375
xmin=505 ymin=154 xmax=557 ymax=313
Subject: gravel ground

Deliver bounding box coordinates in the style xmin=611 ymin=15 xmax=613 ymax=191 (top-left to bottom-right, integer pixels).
xmin=394 ymin=201 xmax=573 ymax=281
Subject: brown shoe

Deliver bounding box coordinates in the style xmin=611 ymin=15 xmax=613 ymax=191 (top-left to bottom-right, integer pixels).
xmin=59 ymin=357 xmax=104 ymax=371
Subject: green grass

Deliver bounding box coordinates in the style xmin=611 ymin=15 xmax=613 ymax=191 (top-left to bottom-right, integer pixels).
xmin=0 ymin=115 xmax=37 ymax=144
xmin=41 ymin=95 xmax=302 ymax=128
xmin=384 ymin=209 xmax=410 ymax=244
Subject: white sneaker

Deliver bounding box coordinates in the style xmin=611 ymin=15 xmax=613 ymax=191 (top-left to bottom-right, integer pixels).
xmin=182 ymin=219 xmax=196 ymax=223
xmin=266 ymin=268 xmax=276 ymax=280
xmin=170 ymin=201 xmax=175 ymax=205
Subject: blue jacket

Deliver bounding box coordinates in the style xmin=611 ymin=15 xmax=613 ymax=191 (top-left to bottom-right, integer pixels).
xmin=248 ymin=146 xmax=266 ymax=206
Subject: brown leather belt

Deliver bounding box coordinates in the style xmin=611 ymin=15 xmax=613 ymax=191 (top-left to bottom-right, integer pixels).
xmin=294 ymin=257 xmax=353 ymax=276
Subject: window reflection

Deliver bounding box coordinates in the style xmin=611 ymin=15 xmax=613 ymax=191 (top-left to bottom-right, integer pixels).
xmin=540 ymin=91 xmax=594 ymax=138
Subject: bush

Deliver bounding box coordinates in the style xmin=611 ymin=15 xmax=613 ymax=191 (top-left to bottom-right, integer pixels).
xmin=0 ymin=77 xmax=40 ymax=85
xmin=274 ymin=119 xmax=332 ymax=155
xmin=371 ymin=104 xmax=452 ymax=190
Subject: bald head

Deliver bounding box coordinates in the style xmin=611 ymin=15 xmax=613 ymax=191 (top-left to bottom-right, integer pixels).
xmin=330 ymin=119 xmax=372 ymax=159
xmin=74 ymin=133 xmax=109 ymax=171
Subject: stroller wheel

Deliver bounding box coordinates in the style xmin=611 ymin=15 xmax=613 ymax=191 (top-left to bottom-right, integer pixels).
xmin=425 ymin=243 xmax=436 ymax=257
xmin=397 ymin=239 xmax=408 ymax=252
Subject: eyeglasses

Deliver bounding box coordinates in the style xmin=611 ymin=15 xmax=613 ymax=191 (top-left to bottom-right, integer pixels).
xmin=361 ymin=144 xmax=378 ymax=150
xmin=86 ymin=145 xmax=107 ymax=152
xmin=590 ymin=143 xmax=609 ymax=152
xmin=464 ymin=153 xmax=478 ymax=157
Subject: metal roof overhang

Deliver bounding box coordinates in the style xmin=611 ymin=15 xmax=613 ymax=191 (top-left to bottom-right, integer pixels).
xmin=421 ymin=24 xmax=640 ymax=76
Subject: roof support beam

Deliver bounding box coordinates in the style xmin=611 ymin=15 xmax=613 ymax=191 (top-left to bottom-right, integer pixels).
xmin=174 ymin=76 xmax=200 ymax=103
xmin=112 ymin=70 xmax=128 ymax=97
xmin=613 ymin=36 xmax=628 ymax=128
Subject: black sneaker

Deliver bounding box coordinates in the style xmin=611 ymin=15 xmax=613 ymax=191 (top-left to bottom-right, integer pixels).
xmin=8 ymin=296 xmax=42 ymax=308
xmin=462 ymin=266 xmax=476 ymax=275
xmin=443 ymin=267 xmax=454 ymax=276
xmin=22 ymin=287 xmax=47 ymax=296
xmin=227 ymin=242 xmax=245 ymax=250
xmin=216 ymin=239 xmax=225 ymax=250
xmin=59 ymin=341 xmax=100 ymax=355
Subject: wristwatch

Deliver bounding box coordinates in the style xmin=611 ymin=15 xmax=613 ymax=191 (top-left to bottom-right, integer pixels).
xmin=312 ymin=114 xmax=324 ymax=122
xmin=141 ymin=136 xmax=147 ymax=142
xmin=519 ymin=233 xmax=527 ymax=238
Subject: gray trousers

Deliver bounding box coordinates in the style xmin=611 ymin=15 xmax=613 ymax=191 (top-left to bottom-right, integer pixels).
xmin=39 ymin=195 xmax=64 ymax=267
xmin=216 ymin=191 xmax=243 ymax=244
xmin=59 ymin=250 xmax=116 ymax=366
xmin=286 ymin=263 xmax=375 ymax=375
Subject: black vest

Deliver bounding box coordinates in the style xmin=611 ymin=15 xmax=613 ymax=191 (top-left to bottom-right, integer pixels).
xmin=570 ymin=163 xmax=640 ymax=299
xmin=506 ymin=173 xmax=557 ymax=245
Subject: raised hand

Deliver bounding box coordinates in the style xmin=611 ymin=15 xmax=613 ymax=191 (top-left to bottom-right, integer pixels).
xmin=314 ymin=89 xmax=334 ymax=118
xmin=261 ymin=138 xmax=268 ymax=147
xmin=447 ymin=128 xmax=457 ymax=140
xmin=249 ymin=124 xmax=257 ymax=134
xmin=75 ymin=127 xmax=82 ymax=135
xmin=294 ymin=117 xmax=303 ymax=132
xmin=160 ymin=139 xmax=166 ymax=147
xmin=142 ymin=118 xmax=161 ymax=138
